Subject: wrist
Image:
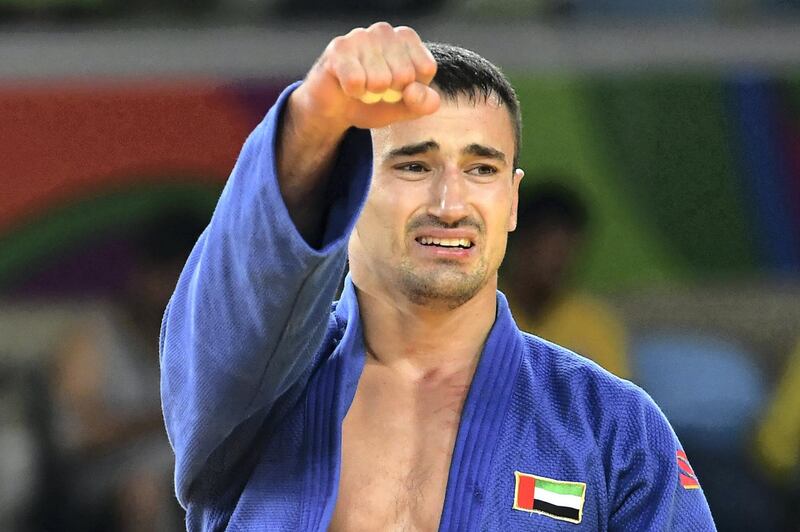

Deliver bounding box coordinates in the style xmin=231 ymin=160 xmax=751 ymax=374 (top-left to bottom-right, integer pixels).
xmin=287 ymin=86 xmax=350 ymax=146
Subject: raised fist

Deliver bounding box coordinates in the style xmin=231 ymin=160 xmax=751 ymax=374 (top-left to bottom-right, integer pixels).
xmin=292 ymin=22 xmax=441 ymax=132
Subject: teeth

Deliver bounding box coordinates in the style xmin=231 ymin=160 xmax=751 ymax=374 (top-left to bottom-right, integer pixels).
xmin=418 ymin=237 xmax=472 ymax=248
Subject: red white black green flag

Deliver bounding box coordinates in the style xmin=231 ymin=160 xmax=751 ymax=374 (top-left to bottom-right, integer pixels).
xmin=513 ymin=471 xmax=587 ymax=523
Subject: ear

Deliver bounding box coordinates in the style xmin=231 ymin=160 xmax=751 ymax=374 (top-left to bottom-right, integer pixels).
xmin=507 ymin=168 xmax=525 ymax=232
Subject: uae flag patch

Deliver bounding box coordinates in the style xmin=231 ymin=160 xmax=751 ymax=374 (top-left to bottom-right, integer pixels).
xmin=677 ymin=450 xmax=701 ymax=489
xmin=513 ymin=471 xmax=586 ymax=524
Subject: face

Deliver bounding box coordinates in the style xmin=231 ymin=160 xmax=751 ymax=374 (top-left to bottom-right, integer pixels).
xmin=349 ymin=94 xmax=523 ymax=309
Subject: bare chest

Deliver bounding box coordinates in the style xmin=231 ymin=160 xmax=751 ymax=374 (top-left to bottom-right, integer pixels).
xmin=328 ymin=365 xmax=471 ymax=532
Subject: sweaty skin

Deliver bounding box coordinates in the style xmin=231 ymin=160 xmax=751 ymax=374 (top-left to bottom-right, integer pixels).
xmin=275 ymin=22 xmax=522 ymax=530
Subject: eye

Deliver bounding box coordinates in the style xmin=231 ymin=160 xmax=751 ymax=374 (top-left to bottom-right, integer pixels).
xmin=395 ymin=162 xmax=429 ymax=173
xmin=466 ymin=165 xmax=498 ymax=178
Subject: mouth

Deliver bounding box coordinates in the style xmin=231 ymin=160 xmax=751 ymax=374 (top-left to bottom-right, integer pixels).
xmin=415 ymin=236 xmax=474 ymax=249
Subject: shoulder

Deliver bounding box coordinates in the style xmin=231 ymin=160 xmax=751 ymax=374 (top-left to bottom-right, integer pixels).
xmin=520 ymin=332 xmax=642 ymax=404
xmin=519 ymin=332 xmax=674 ymax=449
xmin=516 ymin=333 xmax=715 ymax=529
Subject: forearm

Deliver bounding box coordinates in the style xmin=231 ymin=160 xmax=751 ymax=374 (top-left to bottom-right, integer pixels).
xmin=277 ymin=89 xmax=350 ymax=246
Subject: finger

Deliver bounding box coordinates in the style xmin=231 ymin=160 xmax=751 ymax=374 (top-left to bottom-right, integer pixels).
xmin=395 ymin=26 xmax=437 ymax=85
xmin=402 ymin=81 xmax=440 ymax=116
xmin=358 ymin=23 xmax=395 ymax=94
xmin=329 ymin=54 xmax=367 ymax=100
xmin=360 ymin=91 xmax=384 ymax=104
xmin=380 ymin=89 xmax=403 ymax=103
xmin=382 ymin=37 xmax=416 ymax=91
xmin=351 ymin=100 xmax=422 ymax=124
xmin=358 ymin=88 xmax=402 ymax=105
xmin=360 ymin=46 xmax=393 ymax=95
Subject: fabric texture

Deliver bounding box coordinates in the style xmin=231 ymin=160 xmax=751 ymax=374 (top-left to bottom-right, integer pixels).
xmin=160 ymin=82 xmax=716 ymax=531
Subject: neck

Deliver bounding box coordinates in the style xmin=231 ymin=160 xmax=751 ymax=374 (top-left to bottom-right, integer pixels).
xmin=354 ymin=277 xmax=498 ymax=380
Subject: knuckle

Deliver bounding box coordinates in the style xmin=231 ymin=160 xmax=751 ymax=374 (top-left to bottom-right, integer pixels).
xmin=347 ymin=26 xmax=368 ymax=37
xmin=342 ymin=74 xmax=364 ymax=93
xmin=419 ymin=53 xmax=437 ymax=73
xmin=394 ymin=26 xmax=420 ymax=42
xmin=369 ymin=21 xmax=393 ymax=33
xmin=343 ymin=27 xmax=368 ymax=45
xmin=328 ymin=36 xmax=347 ymax=53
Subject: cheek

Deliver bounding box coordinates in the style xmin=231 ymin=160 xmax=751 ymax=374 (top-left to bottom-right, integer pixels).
xmin=488 ymin=227 xmax=510 ymax=263
xmin=478 ymin=191 xmax=515 ymax=240
xmin=476 ymin=205 xmax=514 ymax=269
xmin=357 ymin=190 xmax=408 ymax=255
xmin=375 ymin=178 xmax=429 ymax=232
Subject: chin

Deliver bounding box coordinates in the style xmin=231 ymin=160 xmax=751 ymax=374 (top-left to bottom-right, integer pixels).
xmin=396 ymin=260 xmax=489 ymax=310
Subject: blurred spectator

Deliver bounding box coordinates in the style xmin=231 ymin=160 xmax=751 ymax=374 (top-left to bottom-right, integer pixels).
xmin=755 ymin=337 xmax=800 ymax=527
xmin=503 ymin=181 xmax=631 ymax=379
xmin=0 ymin=367 xmax=39 ymax=532
xmin=757 ymin=337 xmax=800 ymax=481
xmin=46 ymin=210 xmax=206 ymax=532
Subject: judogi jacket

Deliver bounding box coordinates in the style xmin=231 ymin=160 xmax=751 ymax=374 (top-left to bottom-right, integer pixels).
xmin=160 ymin=83 xmax=716 ymax=531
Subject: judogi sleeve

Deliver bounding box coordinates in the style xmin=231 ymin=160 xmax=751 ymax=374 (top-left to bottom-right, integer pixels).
xmin=159 ymin=82 xmax=372 ymax=508
xmin=608 ymin=392 xmax=717 ymax=531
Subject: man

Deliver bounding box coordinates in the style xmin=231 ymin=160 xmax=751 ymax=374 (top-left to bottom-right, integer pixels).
xmin=160 ymin=22 xmax=715 ymax=530
xmin=503 ymin=182 xmax=631 ymax=379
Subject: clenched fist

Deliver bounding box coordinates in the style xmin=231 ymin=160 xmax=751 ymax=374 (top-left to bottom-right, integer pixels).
xmin=291 ymin=22 xmax=441 ymax=132
xmin=278 ymin=23 xmax=440 ymax=244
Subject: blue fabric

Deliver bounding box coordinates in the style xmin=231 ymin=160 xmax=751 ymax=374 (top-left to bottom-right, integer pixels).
xmin=161 ymin=83 xmax=716 ymax=531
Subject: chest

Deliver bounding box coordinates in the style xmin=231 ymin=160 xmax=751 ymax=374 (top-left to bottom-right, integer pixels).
xmin=328 ymin=365 xmax=471 ymax=531
xmin=230 ymin=334 xmax=612 ymax=531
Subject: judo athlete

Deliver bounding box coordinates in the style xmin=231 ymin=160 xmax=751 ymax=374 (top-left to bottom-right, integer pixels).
xmin=160 ymin=22 xmax=716 ymax=531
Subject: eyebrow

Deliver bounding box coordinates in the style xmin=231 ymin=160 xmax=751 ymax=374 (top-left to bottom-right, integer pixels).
xmin=383 ymin=140 xmax=507 ymax=165
xmin=463 ymin=143 xmax=507 ymax=164
xmin=385 ymin=140 xmax=440 ymax=161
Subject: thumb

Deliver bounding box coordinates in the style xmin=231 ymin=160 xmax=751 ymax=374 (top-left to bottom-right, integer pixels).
xmin=402 ymin=82 xmax=440 ymax=117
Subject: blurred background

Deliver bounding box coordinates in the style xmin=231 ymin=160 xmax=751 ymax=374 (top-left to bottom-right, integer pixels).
xmin=1 ymin=1 xmax=800 ymax=531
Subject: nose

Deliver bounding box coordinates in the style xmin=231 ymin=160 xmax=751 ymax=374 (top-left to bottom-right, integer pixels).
xmin=427 ymin=165 xmax=469 ymax=224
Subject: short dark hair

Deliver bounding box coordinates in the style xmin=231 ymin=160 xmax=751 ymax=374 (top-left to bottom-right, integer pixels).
xmin=515 ymin=181 xmax=589 ymax=236
xmin=425 ymin=42 xmax=522 ymax=169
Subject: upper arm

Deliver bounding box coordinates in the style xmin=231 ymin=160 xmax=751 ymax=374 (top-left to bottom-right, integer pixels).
xmin=608 ymin=392 xmax=716 ymax=531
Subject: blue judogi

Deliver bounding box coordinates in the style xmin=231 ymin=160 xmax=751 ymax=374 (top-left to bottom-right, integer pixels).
xmin=160 ymin=83 xmax=716 ymax=531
